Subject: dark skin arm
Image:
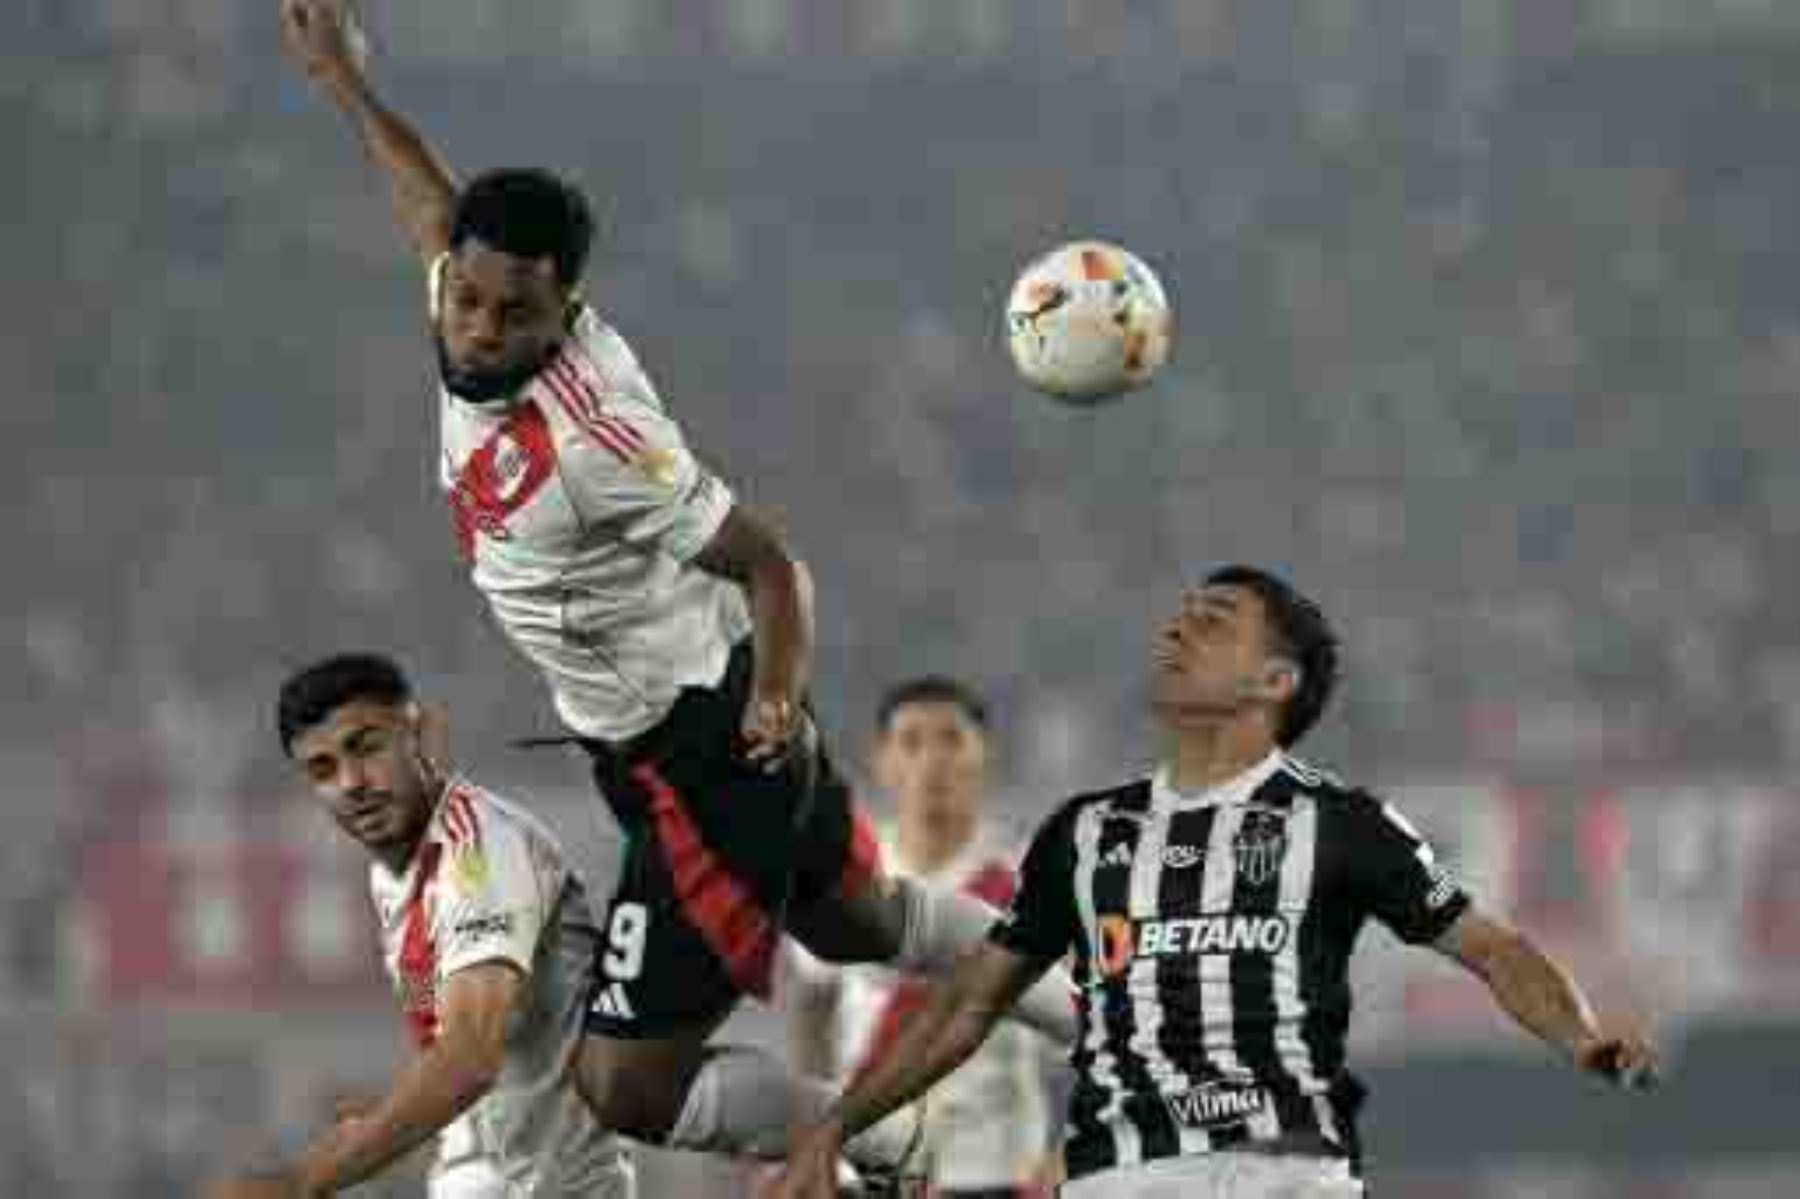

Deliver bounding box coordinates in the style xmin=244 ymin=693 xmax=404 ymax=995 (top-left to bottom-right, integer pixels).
xmin=279 ymin=0 xmax=454 ymax=264
xmin=767 ymin=942 xmax=1050 ymax=1199
xmin=692 ymin=504 xmax=816 ymax=767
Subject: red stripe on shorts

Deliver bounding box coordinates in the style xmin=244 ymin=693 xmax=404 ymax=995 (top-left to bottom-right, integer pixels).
xmin=837 ymin=803 xmax=883 ymax=901
xmin=634 ymin=763 xmax=778 ymax=998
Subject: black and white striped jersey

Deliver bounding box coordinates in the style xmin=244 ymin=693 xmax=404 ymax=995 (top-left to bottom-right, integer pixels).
xmin=989 ymin=751 xmax=1469 ymax=1183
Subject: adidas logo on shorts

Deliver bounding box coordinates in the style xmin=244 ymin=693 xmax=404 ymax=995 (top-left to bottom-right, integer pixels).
xmin=592 ymin=982 xmax=636 ymax=1020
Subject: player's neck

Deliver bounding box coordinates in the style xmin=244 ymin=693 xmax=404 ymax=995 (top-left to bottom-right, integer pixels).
xmin=895 ymin=810 xmax=976 ymax=875
xmin=1164 ymin=722 xmax=1278 ymax=793
xmin=373 ymin=838 xmax=419 ymax=876
xmin=376 ymin=772 xmax=450 ymax=875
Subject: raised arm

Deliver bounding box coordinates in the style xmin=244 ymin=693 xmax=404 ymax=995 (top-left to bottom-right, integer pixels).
xmin=768 ymin=942 xmax=1052 ymax=1199
xmin=278 ymin=0 xmax=454 ymax=264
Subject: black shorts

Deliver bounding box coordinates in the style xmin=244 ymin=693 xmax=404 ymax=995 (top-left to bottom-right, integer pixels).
xmin=581 ymin=642 xmax=881 ymax=1039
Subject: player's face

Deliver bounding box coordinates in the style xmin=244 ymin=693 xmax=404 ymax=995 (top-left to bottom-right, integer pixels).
xmin=290 ymin=699 xmax=436 ymax=858
xmin=435 ymin=239 xmax=570 ymax=403
xmin=875 ymin=701 xmax=989 ymax=833
xmin=1152 ymin=584 xmax=1286 ymax=719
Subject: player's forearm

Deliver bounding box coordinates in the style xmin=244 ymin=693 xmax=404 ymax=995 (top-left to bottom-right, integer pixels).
xmin=1473 ymin=928 xmax=1602 ymax=1062
xmin=834 ymin=976 xmax=1001 ymax=1138
xmin=316 ymin=65 xmax=455 ymax=257
xmin=746 ymin=554 xmax=814 ymax=704
xmin=298 ymin=1041 xmax=497 ymax=1192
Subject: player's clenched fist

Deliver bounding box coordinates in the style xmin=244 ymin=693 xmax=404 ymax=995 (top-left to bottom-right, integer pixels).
xmin=278 ymin=0 xmax=369 ymax=81
xmin=1575 ymin=1030 xmax=1661 ymax=1091
xmin=741 ymin=692 xmax=808 ymax=770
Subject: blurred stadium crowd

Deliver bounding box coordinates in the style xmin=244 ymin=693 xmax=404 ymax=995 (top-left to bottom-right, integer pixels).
xmin=8 ymin=1 xmax=1800 ymax=1195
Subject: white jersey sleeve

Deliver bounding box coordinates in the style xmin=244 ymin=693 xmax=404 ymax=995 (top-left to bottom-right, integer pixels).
xmin=432 ymin=805 xmax=555 ymax=981
xmin=554 ymin=315 xmax=735 ymax=563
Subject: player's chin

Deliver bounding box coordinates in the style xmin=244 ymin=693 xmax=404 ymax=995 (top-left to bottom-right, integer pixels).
xmin=339 ymin=807 xmax=401 ymax=846
xmin=1149 ymin=683 xmax=1230 ymax=723
xmin=1148 ymin=670 xmax=1192 ymax=709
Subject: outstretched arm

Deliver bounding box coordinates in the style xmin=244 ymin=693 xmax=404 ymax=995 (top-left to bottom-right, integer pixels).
xmin=767 ymin=942 xmax=1052 ymax=1199
xmin=278 ymin=0 xmax=454 ymax=263
xmin=1436 ymin=904 xmax=1658 ymax=1088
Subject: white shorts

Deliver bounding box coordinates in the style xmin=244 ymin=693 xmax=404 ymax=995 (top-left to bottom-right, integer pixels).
xmin=1060 ymin=1152 xmax=1364 ymax=1199
xmin=430 ymin=1158 xmax=523 ymax=1199
xmin=429 ymin=1156 xmax=637 ymax=1199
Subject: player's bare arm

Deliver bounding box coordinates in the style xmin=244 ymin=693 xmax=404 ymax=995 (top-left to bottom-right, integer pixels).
xmin=769 ymin=942 xmax=1049 ymax=1199
xmin=278 ymin=0 xmax=454 ymax=263
xmin=208 ymin=961 xmax=526 ymax=1199
xmin=692 ymin=504 xmax=816 ymax=764
xmin=1435 ymin=904 xmax=1659 ymax=1089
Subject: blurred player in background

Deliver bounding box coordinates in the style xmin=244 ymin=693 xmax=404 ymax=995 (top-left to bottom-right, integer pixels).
xmin=206 ymin=653 xmax=635 ymax=1199
xmin=276 ymin=0 xmax=1076 ymax=1176
xmin=772 ymin=566 xmax=1659 ymax=1199
xmin=782 ymin=678 xmax=1059 ymax=1198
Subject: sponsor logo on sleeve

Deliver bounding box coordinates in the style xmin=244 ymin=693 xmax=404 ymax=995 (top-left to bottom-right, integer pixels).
xmin=452 ymin=912 xmax=515 ymax=941
xmin=1423 ymin=861 xmax=1459 ymax=910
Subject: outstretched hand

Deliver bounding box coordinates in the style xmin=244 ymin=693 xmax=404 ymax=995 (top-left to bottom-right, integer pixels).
xmin=279 ymin=0 xmax=370 ymax=82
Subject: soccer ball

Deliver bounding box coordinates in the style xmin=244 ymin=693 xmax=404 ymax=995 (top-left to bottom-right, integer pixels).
xmin=1005 ymin=240 xmax=1173 ymax=404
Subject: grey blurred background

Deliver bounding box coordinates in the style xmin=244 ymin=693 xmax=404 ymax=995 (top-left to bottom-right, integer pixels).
xmin=7 ymin=1 xmax=1800 ymax=1195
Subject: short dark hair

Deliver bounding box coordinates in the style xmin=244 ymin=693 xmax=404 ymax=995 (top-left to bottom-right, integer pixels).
xmin=277 ymin=652 xmax=413 ymax=757
xmin=450 ymin=168 xmax=595 ymax=289
xmin=876 ymin=676 xmax=990 ymax=734
xmin=1205 ymin=565 xmax=1340 ymax=747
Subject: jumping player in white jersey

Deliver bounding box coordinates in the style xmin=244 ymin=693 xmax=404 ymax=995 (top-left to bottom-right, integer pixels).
xmin=782 ymin=678 xmax=1059 ymax=1198
xmin=206 ymin=653 xmax=635 ymax=1199
xmin=276 ymin=0 xmax=1078 ymax=1171
xmin=772 ymin=567 xmax=1661 ymax=1199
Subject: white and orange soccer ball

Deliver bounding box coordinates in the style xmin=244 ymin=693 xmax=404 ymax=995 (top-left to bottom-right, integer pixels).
xmin=1005 ymin=240 xmax=1173 ymax=404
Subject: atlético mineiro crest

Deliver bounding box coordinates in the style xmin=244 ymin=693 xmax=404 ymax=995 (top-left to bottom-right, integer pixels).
xmin=1232 ymin=809 xmax=1289 ymax=886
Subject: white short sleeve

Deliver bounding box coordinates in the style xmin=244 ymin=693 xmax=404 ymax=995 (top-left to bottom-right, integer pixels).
xmin=554 ymin=321 xmax=736 ymax=562
xmin=433 ymin=809 xmax=553 ymax=981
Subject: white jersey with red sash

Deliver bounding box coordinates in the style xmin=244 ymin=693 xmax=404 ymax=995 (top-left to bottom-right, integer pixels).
xmin=370 ymin=778 xmax=632 ymax=1197
xmin=433 ymin=256 xmax=749 ymax=742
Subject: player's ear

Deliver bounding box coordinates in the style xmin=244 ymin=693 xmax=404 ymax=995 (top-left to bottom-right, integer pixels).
xmin=405 ymin=701 xmax=451 ymax=773
xmin=1263 ymin=658 xmax=1303 ymax=703
xmin=428 ymin=251 xmax=450 ymax=322
xmin=563 ymin=289 xmax=585 ymax=330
